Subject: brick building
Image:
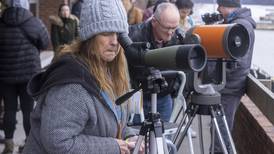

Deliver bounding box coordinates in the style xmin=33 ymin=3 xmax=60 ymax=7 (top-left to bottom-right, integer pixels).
xmin=29 ymin=0 xmax=75 ymax=49
xmin=30 ymin=0 xmax=147 ymax=49
xmin=30 ymin=0 xmax=72 ymax=34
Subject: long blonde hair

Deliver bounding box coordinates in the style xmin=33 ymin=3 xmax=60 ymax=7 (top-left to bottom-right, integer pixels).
xmin=59 ymin=37 xmax=130 ymax=101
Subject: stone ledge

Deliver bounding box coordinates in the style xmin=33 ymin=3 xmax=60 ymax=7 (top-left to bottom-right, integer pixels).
xmin=233 ymin=95 xmax=274 ymax=154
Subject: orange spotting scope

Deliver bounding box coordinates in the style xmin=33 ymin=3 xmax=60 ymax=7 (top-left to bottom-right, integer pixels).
xmin=186 ymin=23 xmax=250 ymax=59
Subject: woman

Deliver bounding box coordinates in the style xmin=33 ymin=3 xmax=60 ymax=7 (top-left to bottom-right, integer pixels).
xmin=50 ymin=3 xmax=78 ymax=56
xmin=0 ymin=0 xmax=49 ymax=153
xmin=122 ymin=0 xmax=143 ymax=25
xmin=175 ymin=0 xmax=194 ymax=31
xmin=23 ymin=0 xmax=141 ymax=153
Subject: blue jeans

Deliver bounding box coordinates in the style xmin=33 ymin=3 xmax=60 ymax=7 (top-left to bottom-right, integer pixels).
xmin=143 ymin=94 xmax=173 ymax=122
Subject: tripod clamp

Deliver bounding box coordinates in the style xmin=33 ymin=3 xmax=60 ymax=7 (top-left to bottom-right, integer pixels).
xmin=142 ymin=67 xmax=168 ymax=94
xmin=132 ymin=69 xmax=171 ymax=154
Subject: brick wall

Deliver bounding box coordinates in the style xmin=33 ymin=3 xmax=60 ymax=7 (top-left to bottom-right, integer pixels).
xmin=39 ymin=0 xmax=63 ymax=35
xmin=233 ymin=96 xmax=274 ymax=154
xmin=38 ymin=0 xmax=67 ymax=49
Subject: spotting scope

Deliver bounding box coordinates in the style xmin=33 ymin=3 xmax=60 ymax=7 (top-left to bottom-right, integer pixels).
xmin=118 ymin=33 xmax=207 ymax=72
xmin=185 ymin=23 xmax=250 ymax=60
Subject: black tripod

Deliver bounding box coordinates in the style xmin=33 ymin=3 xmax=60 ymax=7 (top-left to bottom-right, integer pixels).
xmin=132 ymin=69 xmax=170 ymax=154
xmin=172 ymin=62 xmax=237 ymax=154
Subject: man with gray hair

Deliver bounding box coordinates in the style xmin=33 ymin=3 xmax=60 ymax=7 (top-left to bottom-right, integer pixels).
xmin=128 ymin=2 xmax=180 ymax=122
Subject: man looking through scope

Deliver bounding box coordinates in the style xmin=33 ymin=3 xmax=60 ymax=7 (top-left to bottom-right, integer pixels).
xmin=128 ymin=2 xmax=181 ymax=122
xmin=205 ymin=0 xmax=256 ymax=153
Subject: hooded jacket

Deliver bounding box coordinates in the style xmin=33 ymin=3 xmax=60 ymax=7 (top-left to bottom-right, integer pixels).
xmin=23 ymin=54 xmax=134 ymax=154
xmin=207 ymin=8 xmax=256 ymax=96
xmin=49 ymin=14 xmax=79 ymax=52
xmin=0 ymin=7 xmax=49 ymax=84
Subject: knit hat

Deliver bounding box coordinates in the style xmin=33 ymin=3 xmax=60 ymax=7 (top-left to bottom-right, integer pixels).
xmin=79 ymin=0 xmax=128 ymax=41
xmin=217 ymin=0 xmax=241 ymax=8
xmin=4 ymin=0 xmax=29 ymax=10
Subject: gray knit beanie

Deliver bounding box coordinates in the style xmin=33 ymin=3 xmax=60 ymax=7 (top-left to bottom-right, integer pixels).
xmin=217 ymin=0 xmax=241 ymax=8
xmin=5 ymin=0 xmax=29 ymax=10
xmin=79 ymin=0 xmax=128 ymax=41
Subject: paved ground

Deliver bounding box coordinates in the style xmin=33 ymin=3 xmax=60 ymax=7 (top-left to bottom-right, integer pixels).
xmin=0 ymin=111 xmax=25 ymax=153
xmin=178 ymin=116 xmax=212 ymax=154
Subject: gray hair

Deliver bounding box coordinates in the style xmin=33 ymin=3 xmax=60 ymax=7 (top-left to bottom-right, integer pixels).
xmin=153 ymin=2 xmax=179 ymax=21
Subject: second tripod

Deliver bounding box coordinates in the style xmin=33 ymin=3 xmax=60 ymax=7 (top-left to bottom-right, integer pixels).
xmin=172 ymin=85 xmax=237 ymax=154
xmin=132 ymin=69 xmax=172 ymax=154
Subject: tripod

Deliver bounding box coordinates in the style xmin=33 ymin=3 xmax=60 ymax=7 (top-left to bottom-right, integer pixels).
xmin=132 ymin=69 xmax=171 ymax=154
xmin=172 ymin=62 xmax=237 ymax=154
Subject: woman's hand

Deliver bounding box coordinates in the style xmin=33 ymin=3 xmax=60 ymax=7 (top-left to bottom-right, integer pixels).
xmin=126 ymin=136 xmax=145 ymax=154
xmin=115 ymin=139 xmax=130 ymax=154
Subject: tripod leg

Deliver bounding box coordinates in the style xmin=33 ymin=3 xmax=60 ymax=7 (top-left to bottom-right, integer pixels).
xmin=210 ymin=106 xmax=228 ymax=154
xmin=133 ymin=135 xmax=145 ymax=154
xmin=186 ymin=126 xmax=195 ymax=154
xmin=210 ymin=119 xmax=216 ymax=154
xmin=198 ymin=115 xmax=205 ymax=154
xmin=154 ymin=120 xmax=166 ymax=154
xmin=220 ymin=106 xmax=237 ymax=154
xmin=172 ymin=104 xmax=198 ymax=143
xmin=171 ymin=102 xmax=194 ymax=154
xmin=149 ymin=131 xmax=158 ymax=154
xmin=183 ymin=99 xmax=195 ymax=154
xmin=173 ymin=104 xmax=184 ymax=123
xmin=162 ymin=136 xmax=169 ymax=154
xmin=133 ymin=122 xmax=149 ymax=154
xmin=175 ymin=104 xmax=199 ymax=150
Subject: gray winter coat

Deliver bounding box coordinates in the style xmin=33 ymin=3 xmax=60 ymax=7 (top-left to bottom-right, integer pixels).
xmin=23 ymin=55 xmax=134 ymax=154
xmin=207 ymin=8 xmax=256 ymax=96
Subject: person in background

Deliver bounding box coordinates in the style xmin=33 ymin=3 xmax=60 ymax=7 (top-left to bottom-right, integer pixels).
xmin=49 ymin=3 xmax=78 ymax=57
xmin=144 ymin=0 xmax=157 ymax=21
xmin=143 ymin=0 xmax=169 ymax=21
xmin=0 ymin=0 xmax=49 ymax=153
xmin=122 ymin=0 xmax=143 ymax=25
xmin=0 ymin=0 xmax=7 ymax=16
xmin=128 ymin=2 xmax=180 ymax=122
xmin=175 ymin=0 xmax=194 ymax=32
xmin=22 ymin=0 xmax=143 ymax=153
xmin=71 ymin=0 xmax=83 ymax=19
xmin=206 ymin=0 xmax=256 ymax=153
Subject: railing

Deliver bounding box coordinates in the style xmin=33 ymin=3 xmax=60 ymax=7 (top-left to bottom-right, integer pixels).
xmin=233 ymin=74 xmax=274 ymax=154
xmin=246 ymin=74 xmax=274 ymax=124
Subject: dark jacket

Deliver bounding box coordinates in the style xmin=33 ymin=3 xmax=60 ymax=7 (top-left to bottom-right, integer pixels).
xmin=0 ymin=7 xmax=49 ymax=84
xmin=129 ymin=19 xmax=179 ymax=49
xmin=71 ymin=0 xmax=83 ymax=19
xmin=23 ymin=54 xmax=134 ymax=154
xmin=128 ymin=20 xmax=180 ymax=96
xmin=49 ymin=15 xmax=78 ymax=52
xmin=207 ymin=8 xmax=256 ymax=96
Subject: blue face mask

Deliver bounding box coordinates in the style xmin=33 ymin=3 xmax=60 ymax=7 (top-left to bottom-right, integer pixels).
xmin=226 ymin=10 xmax=238 ymax=23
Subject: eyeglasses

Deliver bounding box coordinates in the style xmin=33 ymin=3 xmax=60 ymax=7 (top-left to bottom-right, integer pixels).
xmin=154 ymin=17 xmax=178 ymax=32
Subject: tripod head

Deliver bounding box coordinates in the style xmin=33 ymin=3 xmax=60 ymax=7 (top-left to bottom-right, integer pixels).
xmin=115 ymin=67 xmax=168 ymax=106
xmin=193 ymin=60 xmax=226 ymax=95
xmin=141 ymin=68 xmax=168 ymax=95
